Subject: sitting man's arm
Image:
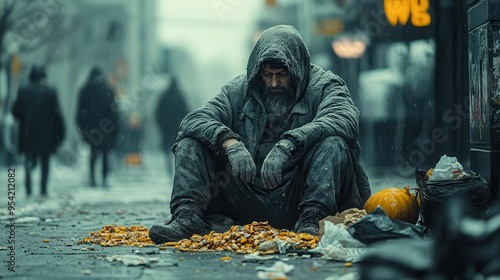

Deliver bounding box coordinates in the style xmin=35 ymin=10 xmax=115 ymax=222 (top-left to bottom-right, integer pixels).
xmin=175 ymin=76 xmax=256 ymax=182
xmin=176 ymin=78 xmax=241 ymax=154
xmin=281 ymin=71 xmax=359 ymax=156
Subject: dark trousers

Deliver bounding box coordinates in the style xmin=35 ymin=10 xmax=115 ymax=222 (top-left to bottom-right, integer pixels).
xmin=90 ymin=146 xmax=109 ymax=185
xmin=25 ymin=153 xmax=50 ymax=195
xmin=170 ymin=136 xmax=371 ymax=230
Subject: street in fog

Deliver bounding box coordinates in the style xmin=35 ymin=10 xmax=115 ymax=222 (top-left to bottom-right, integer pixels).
xmin=1 ymin=0 xmax=499 ymax=279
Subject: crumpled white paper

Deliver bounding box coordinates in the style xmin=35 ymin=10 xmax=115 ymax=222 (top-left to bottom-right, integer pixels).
xmin=256 ymin=261 xmax=294 ymax=279
xmin=429 ymin=155 xmax=464 ymax=181
xmin=310 ymin=221 xmax=369 ymax=262
xmin=105 ymin=255 xmax=159 ymax=266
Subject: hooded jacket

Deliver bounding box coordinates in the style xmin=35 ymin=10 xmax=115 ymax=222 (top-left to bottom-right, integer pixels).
xmin=177 ymin=25 xmax=360 ymax=160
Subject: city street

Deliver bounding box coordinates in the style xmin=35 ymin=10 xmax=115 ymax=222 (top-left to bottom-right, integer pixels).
xmin=0 ymin=0 xmax=496 ymax=279
xmin=0 ymin=149 xmax=414 ymax=280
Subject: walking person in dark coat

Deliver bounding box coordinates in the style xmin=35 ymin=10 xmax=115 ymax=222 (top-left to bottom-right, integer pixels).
xmin=76 ymin=67 xmax=119 ymax=187
xmin=12 ymin=65 xmax=65 ymax=198
xmin=155 ymin=77 xmax=189 ymax=179
xmin=149 ymin=25 xmax=371 ymax=243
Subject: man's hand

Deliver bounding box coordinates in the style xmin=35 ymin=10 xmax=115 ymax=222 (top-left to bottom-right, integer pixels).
xmin=261 ymin=140 xmax=294 ymax=190
xmin=225 ymin=141 xmax=256 ymax=183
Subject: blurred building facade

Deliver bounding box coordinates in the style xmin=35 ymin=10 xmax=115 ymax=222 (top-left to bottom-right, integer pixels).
xmin=0 ymin=0 xmax=472 ymax=178
xmin=253 ymin=0 xmax=468 ymax=176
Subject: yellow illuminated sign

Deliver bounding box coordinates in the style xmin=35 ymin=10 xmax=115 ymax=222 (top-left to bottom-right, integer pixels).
xmin=384 ymin=0 xmax=431 ymax=27
xmin=314 ymin=19 xmax=344 ymax=36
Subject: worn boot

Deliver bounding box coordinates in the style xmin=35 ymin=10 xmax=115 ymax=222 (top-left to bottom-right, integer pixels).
xmin=206 ymin=213 xmax=235 ymax=233
xmin=294 ymin=207 xmax=329 ymax=236
xmin=149 ymin=208 xmax=207 ymax=244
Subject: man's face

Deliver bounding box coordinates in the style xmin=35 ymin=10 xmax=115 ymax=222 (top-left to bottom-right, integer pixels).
xmin=259 ymin=64 xmax=295 ymax=120
xmin=260 ymin=64 xmax=294 ymax=97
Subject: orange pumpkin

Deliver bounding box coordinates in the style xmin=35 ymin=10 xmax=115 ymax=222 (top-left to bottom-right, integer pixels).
xmin=363 ymin=186 xmax=420 ymax=224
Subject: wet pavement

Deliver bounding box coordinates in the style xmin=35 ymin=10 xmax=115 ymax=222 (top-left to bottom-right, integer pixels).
xmin=0 ymin=150 xmax=415 ymax=280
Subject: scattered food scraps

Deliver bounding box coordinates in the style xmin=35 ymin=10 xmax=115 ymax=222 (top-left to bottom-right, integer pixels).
xmin=78 ymin=222 xmax=318 ymax=254
xmin=163 ymin=221 xmax=318 ymax=254
xmin=78 ymin=225 xmax=154 ymax=247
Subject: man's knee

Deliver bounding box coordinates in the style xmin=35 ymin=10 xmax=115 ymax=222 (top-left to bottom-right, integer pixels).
xmin=173 ymin=137 xmax=204 ymax=155
xmin=316 ymin=136 xmax=349 ymax=152
xmin=304 ymin=136 xmax=351 ymax=167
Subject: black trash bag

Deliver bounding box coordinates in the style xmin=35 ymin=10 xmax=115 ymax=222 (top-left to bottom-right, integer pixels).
xmin=347 ymin=207 xmax=425 ymax=245
xmin=359 ymin=198 xmax=500 ymax=280
xmin=432 ymin=196 xmax=500 ymax=279
xmin=415 ymin=168 xmax=491 ymax=228
xmin=359 ymin=239 xmax=439 ymax=280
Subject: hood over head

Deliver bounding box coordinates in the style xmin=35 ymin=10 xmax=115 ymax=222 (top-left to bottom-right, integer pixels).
xmin=246 ymin=25 xmax=311 ymax=100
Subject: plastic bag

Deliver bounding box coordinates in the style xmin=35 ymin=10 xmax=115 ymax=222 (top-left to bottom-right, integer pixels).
xmin=310 ymin=221 xmax=368 ymax=262
xmin=359 ymin=239 xmax=436 ymax=280
xmin=347 ymin=207 xmax=425 ymax=245
xmin=415 ymin=168 xmax=491 ymax=227
xmin=431 ymin=196 xmax=500 ymax=279
xmin=428 ymin=155 xmax=464 ymax=181
xmin=359 ymin=197 xmax=500 ymax=279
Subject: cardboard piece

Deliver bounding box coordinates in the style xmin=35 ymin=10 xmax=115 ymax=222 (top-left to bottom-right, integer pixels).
xmin=319 ymin=208 xmax=367 ymax=240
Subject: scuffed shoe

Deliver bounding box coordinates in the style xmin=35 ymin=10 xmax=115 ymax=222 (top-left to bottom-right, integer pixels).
xmin=206 ymin=213 xmax=235 ymax=233
xmin=149 ymin=209 xmax=207 ymax=244
xmin=294 ymin=208 xmax=328 ymax=236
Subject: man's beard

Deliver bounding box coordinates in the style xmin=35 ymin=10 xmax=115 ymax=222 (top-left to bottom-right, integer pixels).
xmin=262 ymin=87 xmax=293 ymax=125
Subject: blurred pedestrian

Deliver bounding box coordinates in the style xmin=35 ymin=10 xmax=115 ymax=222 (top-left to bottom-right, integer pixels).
xmin=155 ymin=77 xmax=189 ymax=178
xmin=12 ymin=65 xmax=65 ymax=198
xmin=76 ymin=67 xmax=119 ymax=186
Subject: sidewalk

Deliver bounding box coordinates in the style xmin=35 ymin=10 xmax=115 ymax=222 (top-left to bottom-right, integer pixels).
xmin=0 ymin=151 xmax=416 ymax=279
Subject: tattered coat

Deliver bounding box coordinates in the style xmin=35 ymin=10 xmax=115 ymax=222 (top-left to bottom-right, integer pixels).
xmin=176 ymin=25 xmax=371 ymax=215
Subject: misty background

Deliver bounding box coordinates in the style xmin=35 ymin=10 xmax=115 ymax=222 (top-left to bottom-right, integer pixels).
xmin=0 ymin=0 xmax=469 ymax=182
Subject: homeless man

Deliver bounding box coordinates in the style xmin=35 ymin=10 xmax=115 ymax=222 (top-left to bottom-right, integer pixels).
xmin=149 ymin=25 xmax=371 ymax=244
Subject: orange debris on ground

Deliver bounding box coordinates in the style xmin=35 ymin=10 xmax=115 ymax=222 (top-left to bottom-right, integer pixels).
xmin=78 ymin=222 xmax=318 ymax=254
xmin=78 ymin=225 xmax=155 ymax=247
xmin=163 ymin=221 xmax=318 ymax=254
